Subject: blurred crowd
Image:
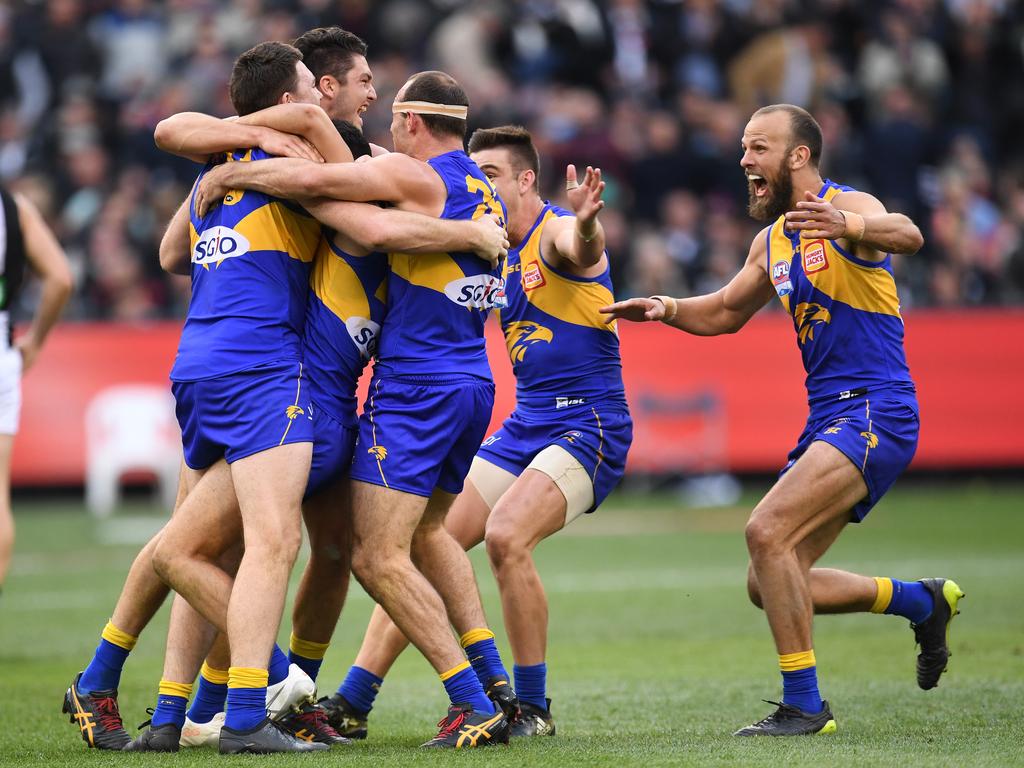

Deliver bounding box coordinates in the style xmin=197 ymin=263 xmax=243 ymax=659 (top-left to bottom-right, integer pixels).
xmin=2 ymin=0 xmax=1024 ymax=320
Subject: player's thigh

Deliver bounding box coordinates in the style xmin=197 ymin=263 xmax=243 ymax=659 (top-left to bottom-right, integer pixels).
xmin=486 ymin=467 xmax=569 ymax=552
xmin=160 ymin=461 xmax=243 ymax=558
xmin=229 ymin=441 xmax=311 ymax=526
xmin=444 ymin=459 xmax=513 ymax=550
xmin=748 ymin=440 xmax=867 ymax=551
xmin=350 ymin=479 xmax=427 ymax=555
xmin=302 ymin=476 xmax=352 ymax=555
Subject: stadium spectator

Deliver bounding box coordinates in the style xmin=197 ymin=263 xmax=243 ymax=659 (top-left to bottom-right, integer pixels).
xmin=0 ymin=0 xmax=1022 ymax=316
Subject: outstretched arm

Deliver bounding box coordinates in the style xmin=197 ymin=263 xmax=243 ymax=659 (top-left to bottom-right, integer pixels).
xmin=194 ymin=152 xmax=437 ymax=217
xmin=154 ymin=104 xmax=351 ymax=164
xmin=600 ymin=228 xmax=776 ymax=336
xmin=784 ymin=190 xmax=923 ymax=258
xmin=159 ymin=195 xmax=192 ymax=276
xmin=306 ymin=200 xmax=507 ymax=264
xmin=546 ymin=164 xmax=606 ymax=271
xmin=14 ymin=195 xmax=73 ymax=371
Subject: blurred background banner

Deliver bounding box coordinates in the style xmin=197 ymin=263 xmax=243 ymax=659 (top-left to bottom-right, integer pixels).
xmin=14 ymin=310 xmax=1024 ymax=486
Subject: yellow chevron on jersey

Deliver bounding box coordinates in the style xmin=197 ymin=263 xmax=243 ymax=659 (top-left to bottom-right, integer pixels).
xmin=767 ymin=220 xmax=900 ymax=318
xmin=388 ymin=251 xmax=467 ymax=297
xmin=311 ymin=237 xmax=371 ymax=322
xmin=515 ymin=209 xmax=617 ymax=331
xmin=229 ymin=201 xmax=321 ymax=264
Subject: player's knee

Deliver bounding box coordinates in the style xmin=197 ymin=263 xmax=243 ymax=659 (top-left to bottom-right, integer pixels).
xmin=746 ymin=563 xmax=763 ymax=609
xmin=484 ymin=521 xmax=527 ymax=569
xmin=744 ymin=515 xmax=783 ymax=559
xmin=151 ymin=536 xmax=182 ymax=584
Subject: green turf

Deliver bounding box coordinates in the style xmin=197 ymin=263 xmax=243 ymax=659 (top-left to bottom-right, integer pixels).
xmin=2 ymin=482 xmax=1023 ymax=767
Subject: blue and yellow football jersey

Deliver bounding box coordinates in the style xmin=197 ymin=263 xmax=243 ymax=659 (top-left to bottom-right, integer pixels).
xmin=767 ymin=179 xmax=916 ymax=407
xmin=374 ymin=150 xmax=506 ymax=380
xmin=171 ymin=148 xmax=322 ymax=382
xmin=499 ymin=204 xmax=627 ymax=411
xmin=303 ymin=236 xmax=388 ymax=425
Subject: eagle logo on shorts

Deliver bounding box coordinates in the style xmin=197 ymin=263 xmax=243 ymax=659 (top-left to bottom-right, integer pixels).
xmin=860 ymin=431 xmax=879 ymax=449
xmin=505 ymin=321 xmax=553 ymax=363
xmin=285 ymin=405 xmax=304 ymax=420
xmin=793 ymin=302 xmax=832 ymax=345
xmin=368 ymin=445 xmax=387 ymax=461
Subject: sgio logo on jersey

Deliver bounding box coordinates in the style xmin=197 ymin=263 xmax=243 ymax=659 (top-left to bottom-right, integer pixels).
xmin=192 ymin=226 xmax=250 ymax=267
xmin=444 ymin=274 xmax=507 ymax=310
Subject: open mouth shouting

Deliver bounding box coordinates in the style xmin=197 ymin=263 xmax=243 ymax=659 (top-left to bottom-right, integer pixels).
xmin=747 ymin=173 xmax=769 ymax=197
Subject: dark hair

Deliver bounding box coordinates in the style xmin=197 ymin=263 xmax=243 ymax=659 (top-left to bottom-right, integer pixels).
xmin=229 ymin=42 xmax=302 ymax=116
xmin=400 ymin=71 xmax=468 ymax=140
xmin=753 ymin=104 xmax=823 ymax=167
xmin=333 ymin=120 xmax=371 ymax=160
xmin=468 ymin=125 xmax=540 ymax=189
xmin=293 ymin=26 xmax=368 ymax=83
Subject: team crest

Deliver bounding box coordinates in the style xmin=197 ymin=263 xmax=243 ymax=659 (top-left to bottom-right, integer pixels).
xmin=285 ymin=405 xmax=304 ymax=420
xmin=505 ymin=321 xmax=553 ymax=363
xmin=860 ymin=431 xmax=879 ymax=449
xmin=368 ymin=445 xmax=387 ymax=460
xmin=793 ymin=302 xmax=831 ymax=345
xmin=803 ymin=240 xmax=829 ymax=273
xmin=522 ymin=260 xmax=546 ymax=291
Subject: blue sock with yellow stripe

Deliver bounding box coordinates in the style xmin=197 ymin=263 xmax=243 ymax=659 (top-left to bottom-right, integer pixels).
xmin=187 ymin=662 xmax=228 ymax=724
xmin=460 ymin=628 xmax=508 ymax=684
xmin=779 ymin=650 xmax=823 ymax=714
xmin=225 ymin=667 xmax=268 ymax=732
xmin=267 ymin=644 xmax=290 ymax=686
xmin=337 ymin=665 xmax=382 ymax=716
xmin=440 ymin=661 xmax=494 ymax=715
xmin=288 ymin=633 xmax=329 ymax=683
xmin=871 ymin=577 xmax=933 ymax=624
xmin=79 ymin=621 xmax=137 ymax=694
xmin=152 ymin=680 xmax=193 ymax=728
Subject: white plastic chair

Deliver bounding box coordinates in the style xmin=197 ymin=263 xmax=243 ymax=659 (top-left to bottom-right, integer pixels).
xmin=84 ymin=384 xmax=181 ymax=518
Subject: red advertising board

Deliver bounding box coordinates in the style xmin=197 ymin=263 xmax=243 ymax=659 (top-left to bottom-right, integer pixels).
xmin=12 ymin=310 xmax=1024 ymax=486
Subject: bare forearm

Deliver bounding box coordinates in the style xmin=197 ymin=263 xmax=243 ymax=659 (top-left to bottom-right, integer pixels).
xmin=305 ymin=201 xmax=479 ymax=254
xmin=238 ymin=104 xmax=350 ymax=163
xmin=219 ymin=159 xmax=317 ymax=201
xmin=665 ymin=291 xmax=752 ymax=336
xmin=858 ymin=213 xmax=923 ymax=255
xmin=155 ymin=113 xmax=263 ymax=159
xmin=568 ymin=222 xmax=605 ymax=267
xmin=25 ymin=278 xmax=71 ymax=347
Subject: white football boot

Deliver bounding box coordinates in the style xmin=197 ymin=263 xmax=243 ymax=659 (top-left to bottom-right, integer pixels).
xmin=179 ymin=711 xmax=225 ymax=748
xmin=266 ymin=664 xmax=316 ymax=720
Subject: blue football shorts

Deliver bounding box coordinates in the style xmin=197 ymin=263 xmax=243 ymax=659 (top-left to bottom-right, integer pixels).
xmin=172 ymin=360 xmax=314 ymax=470
xmin=305 ymin=404 xmax=358 ymax=499
xmin=476 ymin=401 xmax=633 ymax=513
xmin=781 ymin=392 xmax=919 ymax=521
xmin=349 ymin=373 xmax=495 ymax=498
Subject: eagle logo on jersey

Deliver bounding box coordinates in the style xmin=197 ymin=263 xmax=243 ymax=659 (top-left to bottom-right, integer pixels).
xmin=368 ymin=445 xmax=387 ymax=461
xmin=505 ymin=321 xmax=553 ymax=363
xmin=793 ymin=302 xmax=832 ymax=345
xmin=860 ymin=431 xmax=879 ymax=449
xmin=285 ymin=405 xmax=304 ymax=420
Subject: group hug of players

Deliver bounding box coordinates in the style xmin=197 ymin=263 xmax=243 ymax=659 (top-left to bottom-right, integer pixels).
xmin=62 ymin=26 xmax=962 ymax=754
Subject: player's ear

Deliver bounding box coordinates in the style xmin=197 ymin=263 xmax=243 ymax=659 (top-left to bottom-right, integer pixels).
xmin=318 ymin=74 xmax=336 ymax=98
xmin=520 ymin=169 xmax=535 ymax=194
xmin=790 ymin=145 xmax=810 ymax=171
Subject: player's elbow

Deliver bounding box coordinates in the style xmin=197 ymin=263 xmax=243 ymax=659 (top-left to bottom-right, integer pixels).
xmin=153 ymin=117 xmax=177 ymax=151
xmin=49 ymin=261 xmax=74 ymax=298
xmin=906 ymin=225 xmax=924 ymax=255
xmin=355 ymin=217 xmax=392 ymax=252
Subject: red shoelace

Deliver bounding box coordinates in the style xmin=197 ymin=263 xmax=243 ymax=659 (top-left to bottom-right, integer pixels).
xmin=93 ymin=696 xmax=126 ymax=733
xmin=433 ymin=710 xmax=467 ymax=740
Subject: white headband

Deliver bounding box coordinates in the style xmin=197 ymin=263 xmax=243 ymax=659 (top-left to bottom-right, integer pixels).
xmin=392 ymin=100 xmax=468 ymax=120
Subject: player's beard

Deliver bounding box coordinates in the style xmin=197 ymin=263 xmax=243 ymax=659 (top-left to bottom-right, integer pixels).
xmin=747 ymin=164 xmax=794 ymax=223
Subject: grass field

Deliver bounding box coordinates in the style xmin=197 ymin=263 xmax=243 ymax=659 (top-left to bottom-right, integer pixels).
xmin=2 ymin=481 xmax=1022 ymax=767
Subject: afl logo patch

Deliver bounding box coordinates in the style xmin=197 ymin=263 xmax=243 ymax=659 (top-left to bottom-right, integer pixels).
xmin=523 ymin=260 xmax=546 ymax=291
xmin=803 ymin=240 xmax=829 ymax=273
xmin=771 ymin=260 xmax=790 ymax=285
